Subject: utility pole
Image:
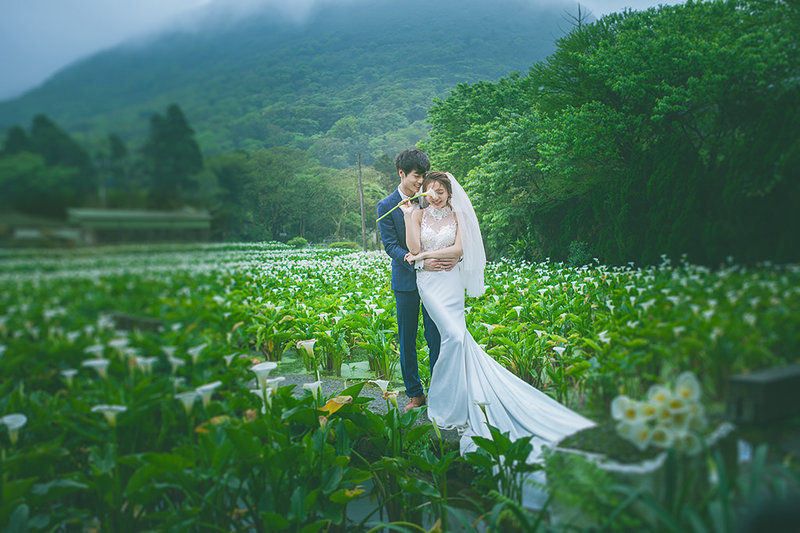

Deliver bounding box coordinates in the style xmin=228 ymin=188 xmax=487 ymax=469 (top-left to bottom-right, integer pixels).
xmin=357 ymin=153 xmax=367 ymax=251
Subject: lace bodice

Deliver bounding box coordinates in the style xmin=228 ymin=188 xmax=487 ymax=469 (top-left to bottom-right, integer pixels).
xmin=420 ymin=206 xmax=457 ymax=252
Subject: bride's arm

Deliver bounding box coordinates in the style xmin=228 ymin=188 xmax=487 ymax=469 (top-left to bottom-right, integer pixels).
xmin=406 ymin=214 xmax=462 ymax=262
xmin=403 ymin=209 xmax=423 ymax=255
xmin=414 ymin=230 xmax=462 ymax=260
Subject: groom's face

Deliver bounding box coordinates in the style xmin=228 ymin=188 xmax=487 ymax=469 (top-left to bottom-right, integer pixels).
xmin=399 ymin=169 xmax=425 ymax=197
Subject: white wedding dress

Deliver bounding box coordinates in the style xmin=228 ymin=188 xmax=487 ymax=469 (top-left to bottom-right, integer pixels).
xmin=416 ymin=204 xmax=595 ymax=507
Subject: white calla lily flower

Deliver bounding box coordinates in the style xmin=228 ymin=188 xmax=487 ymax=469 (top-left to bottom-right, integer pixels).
xmin=674 ymin=372 xmax=701 ymax=401
xmin=175 ymin=391 xmax=198 ymax=414
xmin=251 ymin=362 xmax=278 ymax=391
xmin=81 ymin=358 xmax=110 ymax=379
xmin=61 ymin=368 xmax=78 ymax=386
xmin=91 ymin=404 xmax=127 ymax=427
xmin=195 ymin=380 xmax=222 ymax=407
xmin=369 ymin=380 xmax=390 ymax=393
xmin=1 ymin=413 xmax=28 ymax=444
xmin=303 ymin=380 xmax=323 ymax=400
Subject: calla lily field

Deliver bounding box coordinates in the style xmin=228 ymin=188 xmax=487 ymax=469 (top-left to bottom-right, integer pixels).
xmin=1 ymin=242 xmax=798 ymax=531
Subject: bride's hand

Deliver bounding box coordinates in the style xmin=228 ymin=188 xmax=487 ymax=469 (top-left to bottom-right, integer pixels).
xmin=398 ymin=199 xmax=415 ymax=216
xmin=405 ymin=252 xmax=421 ymax=264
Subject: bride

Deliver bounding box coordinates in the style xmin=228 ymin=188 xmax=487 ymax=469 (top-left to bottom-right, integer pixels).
xmin=400 ymin=171 xmax=594 ymax=501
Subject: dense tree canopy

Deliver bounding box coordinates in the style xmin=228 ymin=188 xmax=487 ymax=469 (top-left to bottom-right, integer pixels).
xmin=424 ymin=0 xmax=800 ymax=265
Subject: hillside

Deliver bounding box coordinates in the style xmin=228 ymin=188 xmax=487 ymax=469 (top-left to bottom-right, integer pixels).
xmin=0 ymin=0 xmax=578 ymax=167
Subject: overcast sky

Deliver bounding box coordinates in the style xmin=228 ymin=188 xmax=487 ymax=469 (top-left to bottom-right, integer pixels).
xmin=0 ymin=0 xmax=685 ymax=101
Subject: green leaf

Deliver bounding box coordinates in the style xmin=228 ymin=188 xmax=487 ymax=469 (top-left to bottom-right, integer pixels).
xmin=403 ymin=424 xmax=432 ymax=446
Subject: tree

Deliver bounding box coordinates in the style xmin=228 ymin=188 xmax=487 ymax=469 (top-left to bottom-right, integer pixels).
xmin=27 ymin=114 xmax=96 ymax=205
xmin=245 ymin=146 xmax=311 ymax=241
xmin=0 ymin=152 xmax=80 ymax=216
xmin=144 ymin=104 xmax=204 ymax=208
xmin=2 ymin=126 xmax=29 ymax=155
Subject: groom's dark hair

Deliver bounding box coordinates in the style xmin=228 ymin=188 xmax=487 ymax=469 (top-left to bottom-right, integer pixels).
xmin=395 ymin=148 xmax=431 ymax=176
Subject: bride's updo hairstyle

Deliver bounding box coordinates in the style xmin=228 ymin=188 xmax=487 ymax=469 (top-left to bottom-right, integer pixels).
xmin=422 ymin=171 xmax=453 ymax=207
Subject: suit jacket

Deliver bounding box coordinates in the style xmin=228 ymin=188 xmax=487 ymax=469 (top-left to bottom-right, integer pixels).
xmin=377 ymin=189 xmax=418 ymax=292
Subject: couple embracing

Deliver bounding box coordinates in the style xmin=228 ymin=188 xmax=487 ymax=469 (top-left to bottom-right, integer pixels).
xmin=377 ymin=148 xmax=593 ymax=459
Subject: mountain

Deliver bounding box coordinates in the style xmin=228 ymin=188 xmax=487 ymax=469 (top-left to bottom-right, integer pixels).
xmin=0 ymin=0 xmax=581 ymax=167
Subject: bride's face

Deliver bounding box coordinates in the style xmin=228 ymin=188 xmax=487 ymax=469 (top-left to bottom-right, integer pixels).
xmin=425 ymin=181 xmax=450 ymax=208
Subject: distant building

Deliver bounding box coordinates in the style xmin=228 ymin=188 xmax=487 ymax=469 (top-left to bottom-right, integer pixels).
xmin=0 ymin=212 xmax=81 ymax=244
xmin=67 ymin=208 xmax=211 ymax=244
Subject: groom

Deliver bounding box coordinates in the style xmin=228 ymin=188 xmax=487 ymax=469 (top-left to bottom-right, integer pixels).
xmin=377 ymin=148 xmax=459 ymax=412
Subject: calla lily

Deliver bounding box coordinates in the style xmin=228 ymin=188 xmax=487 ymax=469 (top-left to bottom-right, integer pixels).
xmin=168 ymin=356 xmax=186 ymax=374
xmin=369 ymin=379 xmax=390 ymax=393
xmin=91 ymin=404 xmax=127 ymax=427
xmin=647 ymin=385 xmax=672 ymax=405
xmin=251 ymin=362 xmax=278 ymax=391
xmin=223 ymin=353 xmax=238 ymax=366
xmin=251 ymin=388 xmax=271 ymax=413
xmin=175 ymin=391 xmax=198 ymax=414
xmin=108 ymin=337 xmax=129 ymax=350
xmin=617 ymin=421 xmax=651 ymax=451
xmin=674 ymin=372 xmax=701 ymax=401
xmin=1 ymin=413 xmax=27 ymax=444
xmin=512 ymin=306 xmax=523 ymax=317
xmin=162 ymin=345 xmax=178 ymax=357
xmin=382 ymin=390 xmax=399 ymax=410
xmin=296 ymin=339 xmax=317 ymax=358
xmin=196 ymin=380 xmax=222 ymax=407
xmin=81 ymin=358 xmax=110 ymax=379
xmin=61 ymin=368 xmax=78 ymax=386
xmin=376 ymin=189 xmax=433 ymax=222
xmin=611 ymin=395 xmax=639 ymax=422
xmin=553 ymin=346 xmax=566 ymax=356
xmin=265 ymin=376 xmax=285 ymax=393
xmin=674 ymin=431 xmax=702 ymax=456
xmin=188 ymin=343 xmax=207 ymax=363
xmin=84 ymin=344 xmax=105 ymax=357
xmin=650 ymin=425 xmax=676 ymax=448
xmin=636 ymin=401 xmax=659 ymax=421
xmin=302 ymin=380 xmax=323 ymax=400
xmin=135 ymin=356 xmax=158 ymax=374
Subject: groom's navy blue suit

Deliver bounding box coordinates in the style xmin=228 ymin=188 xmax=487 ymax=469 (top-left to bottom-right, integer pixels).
xmin=377 ymin=189 xmax=441 ymax=398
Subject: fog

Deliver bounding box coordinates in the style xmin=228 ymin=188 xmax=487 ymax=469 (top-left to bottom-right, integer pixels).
xmin=0 ymin=0 xmax=684 ymax=101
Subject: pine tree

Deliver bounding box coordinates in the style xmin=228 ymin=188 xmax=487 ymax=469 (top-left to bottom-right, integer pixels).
xmin=144 ymin=104 xmax=204 ymax=208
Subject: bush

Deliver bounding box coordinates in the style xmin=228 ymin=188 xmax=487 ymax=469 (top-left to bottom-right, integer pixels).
xmin=287 ymin=236 xmax=308 ymax=249
xmin=328 ymin=241 xmax=359 ymax=250
xmin=567 ymin=240 xmax=594 ymax=267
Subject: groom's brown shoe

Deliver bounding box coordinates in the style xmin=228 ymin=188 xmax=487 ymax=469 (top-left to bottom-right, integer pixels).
xmin=404 ymin=395 xmax=426 ymax=412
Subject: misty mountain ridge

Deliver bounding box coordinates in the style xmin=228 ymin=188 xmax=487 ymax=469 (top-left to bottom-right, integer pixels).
xmin=0 ymin=0 xmax=583 ymax=167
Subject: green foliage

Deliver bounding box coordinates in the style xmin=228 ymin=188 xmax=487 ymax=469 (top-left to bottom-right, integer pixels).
xmin=287 ymin=236 xmax=309 ymax=248
xmin=328 ymin=241 xmax=359 ymax=250
xmin=0 ymin=0 xmax=564 ymax=169
xmin=567 ymin=240 xmax=594 ymax=267
xmin=1 ymin=243 xmax=799 ymax=531
xmin=427 ymin=0 xmax=800 ymax=265
xmin=0 ymin=152 xmax=81 ymax=216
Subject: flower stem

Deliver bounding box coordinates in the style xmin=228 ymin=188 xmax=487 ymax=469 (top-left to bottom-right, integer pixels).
xmin=376 ymin=192 xmax=429 ymax=222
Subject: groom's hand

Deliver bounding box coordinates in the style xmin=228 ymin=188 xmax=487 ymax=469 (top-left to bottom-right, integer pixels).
xmin=422 ymin=258 xmax=459 ymax=271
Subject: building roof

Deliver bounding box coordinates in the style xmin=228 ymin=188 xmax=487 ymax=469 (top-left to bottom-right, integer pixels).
xmin=67 ymin=208 xmax=211 ymax=230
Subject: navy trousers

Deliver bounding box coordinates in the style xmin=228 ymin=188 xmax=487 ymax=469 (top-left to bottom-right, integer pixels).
xmin=395 ymin=289 xmax=441 ymax=398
